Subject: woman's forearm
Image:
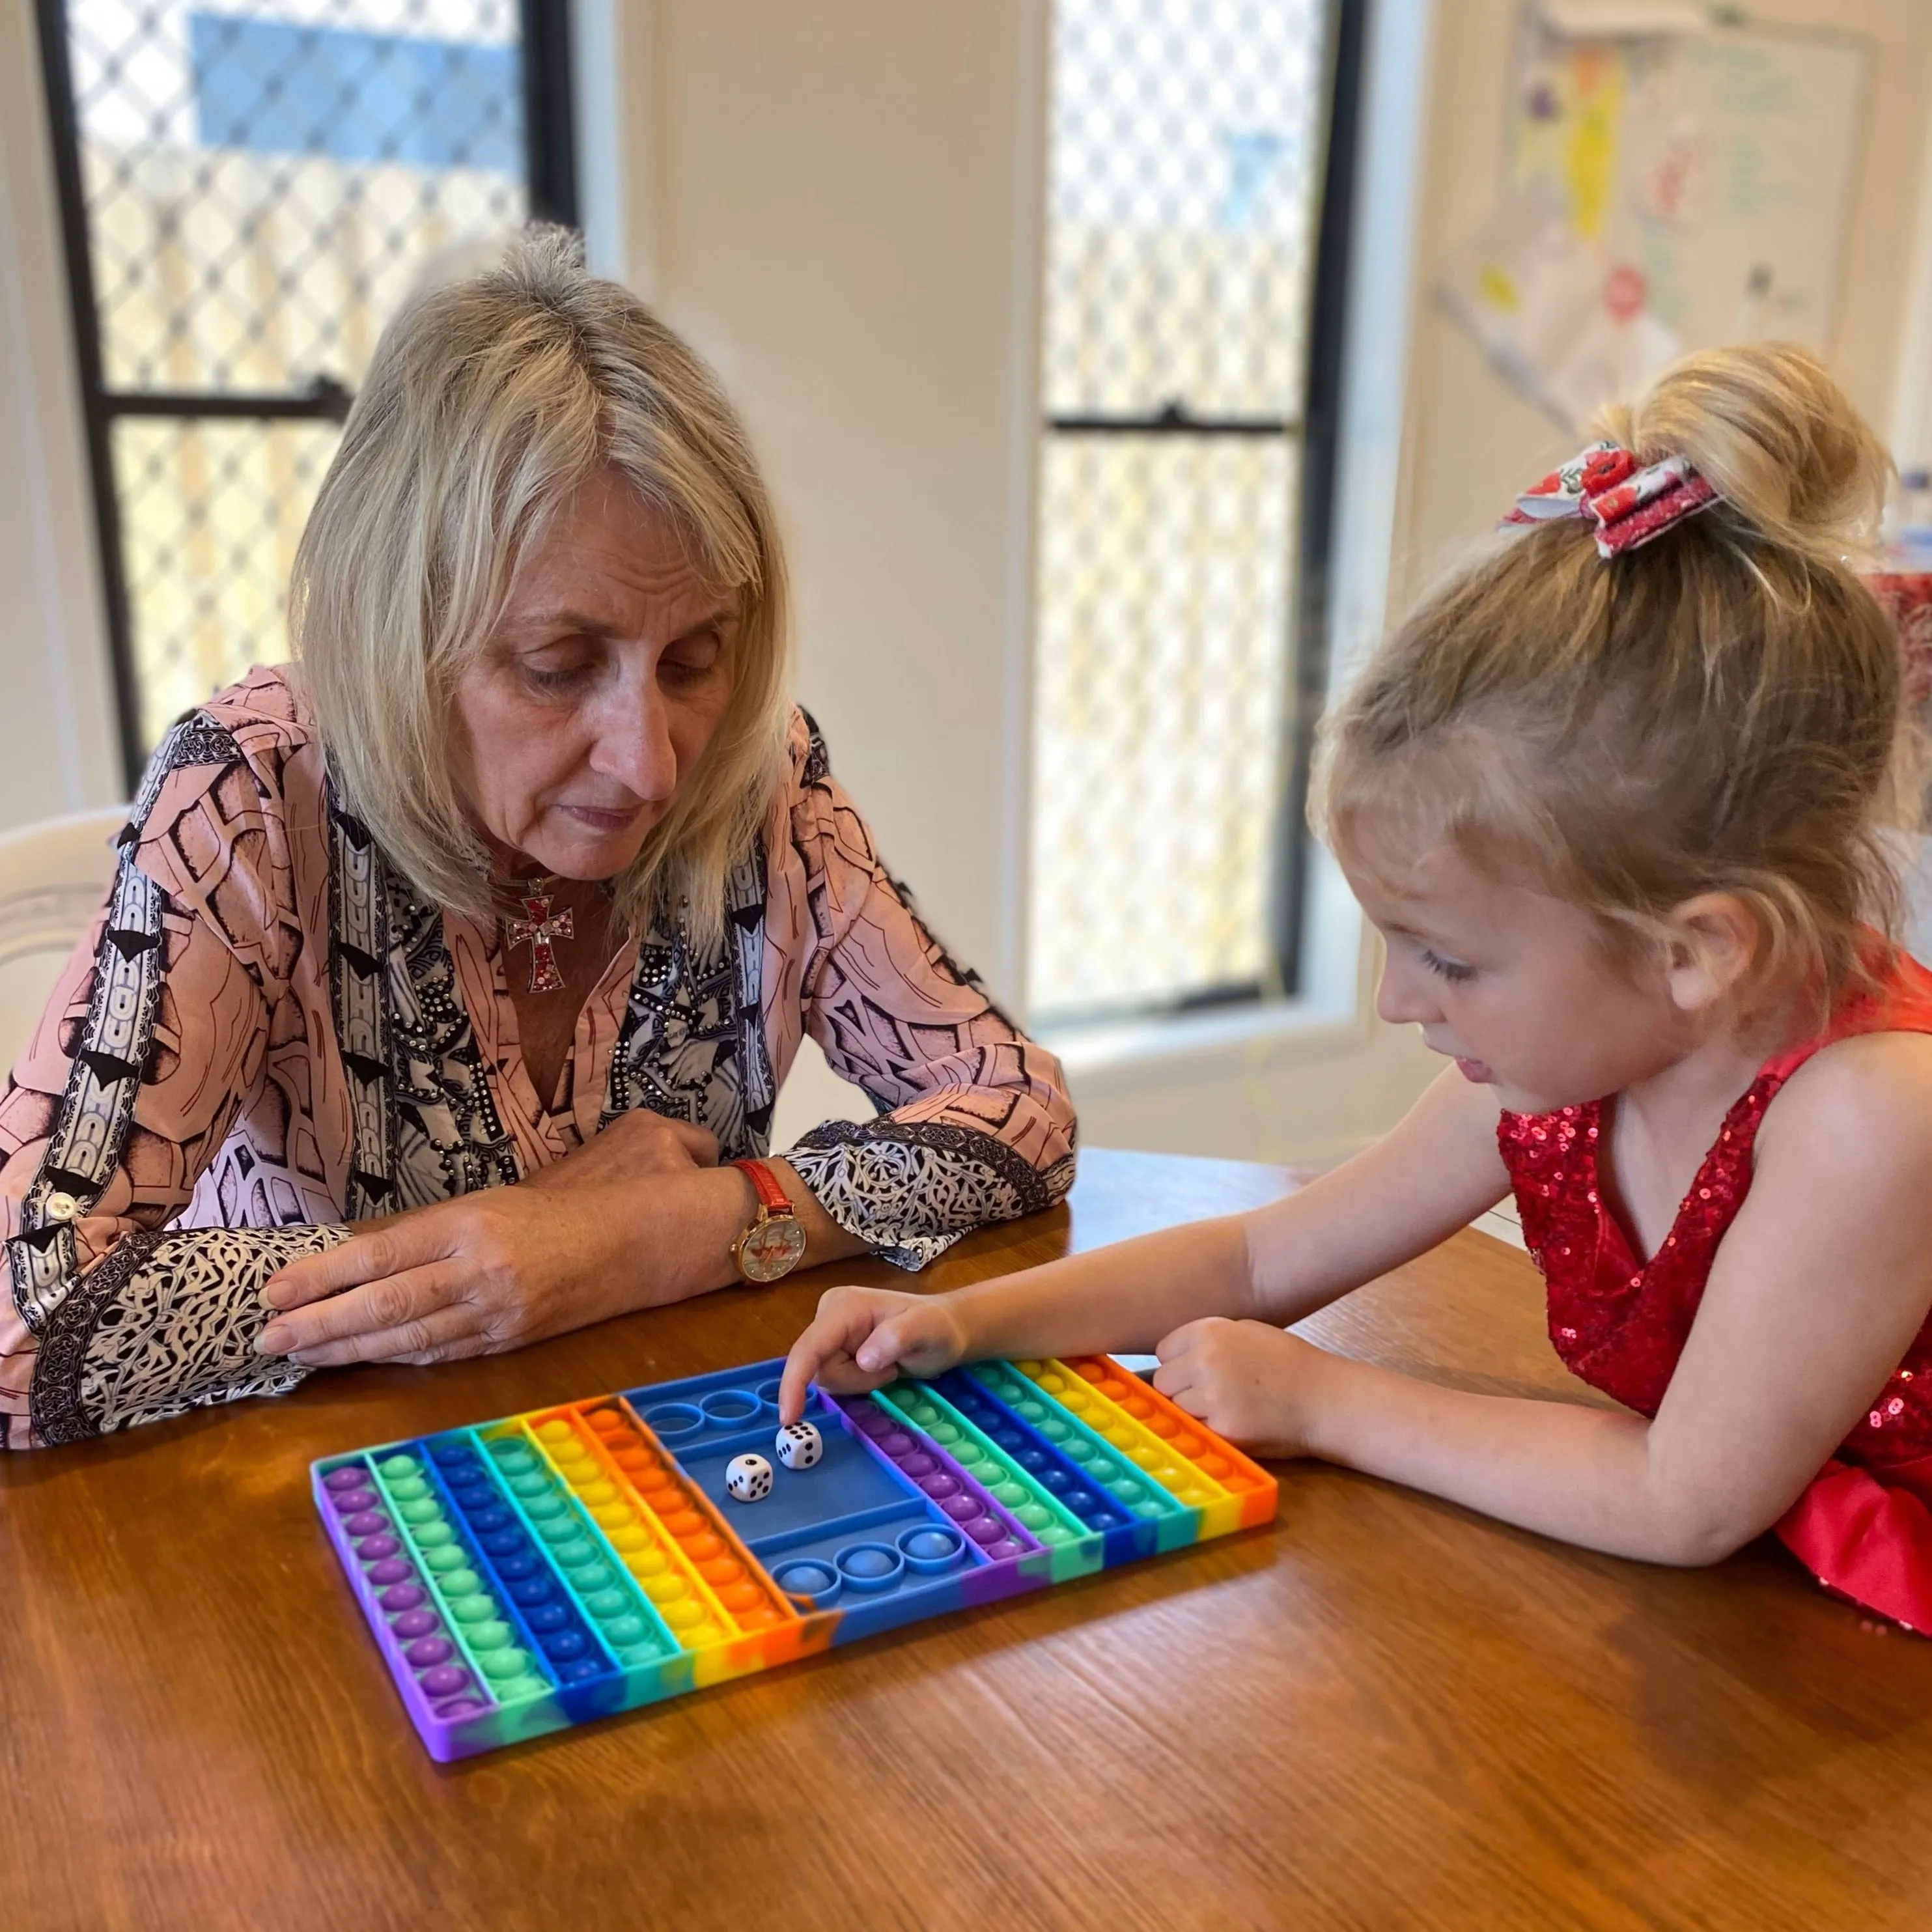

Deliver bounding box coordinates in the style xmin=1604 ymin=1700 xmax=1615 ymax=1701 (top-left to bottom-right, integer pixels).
xmin=769 ymin=1160 xmax=870 ymax=1270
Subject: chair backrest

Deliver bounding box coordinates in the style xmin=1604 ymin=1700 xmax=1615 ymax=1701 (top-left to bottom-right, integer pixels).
xmin=0 ymin=805 xmax=128 ymax=1074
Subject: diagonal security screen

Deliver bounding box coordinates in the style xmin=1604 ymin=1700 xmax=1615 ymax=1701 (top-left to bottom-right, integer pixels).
xmin=1028 ymin=0 xmax=1341 ymax=1022
xmin=39 ymin=0 xmax=570 ymax=771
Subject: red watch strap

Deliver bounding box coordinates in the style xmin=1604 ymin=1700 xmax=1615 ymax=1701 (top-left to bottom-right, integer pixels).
xmin=731 ymin=1158 xmax=793 ymax=1216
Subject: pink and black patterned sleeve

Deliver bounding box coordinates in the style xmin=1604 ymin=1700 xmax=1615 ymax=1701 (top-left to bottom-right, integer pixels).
xmin=767 ymin=713 xmax=1077 ymax=1268
xmin=0 ymin=714 xmax=346 ymax=1449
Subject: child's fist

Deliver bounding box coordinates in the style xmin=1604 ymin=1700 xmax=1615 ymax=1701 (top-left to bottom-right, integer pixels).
xmin=1151 ymin=1315 xmax=1333 ymax=1457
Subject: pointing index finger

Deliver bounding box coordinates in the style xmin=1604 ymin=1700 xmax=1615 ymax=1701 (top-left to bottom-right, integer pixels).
xmin=778 ymin=1317 xmax=839 ymax=1425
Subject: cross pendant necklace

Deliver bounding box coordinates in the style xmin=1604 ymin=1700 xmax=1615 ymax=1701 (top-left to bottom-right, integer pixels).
xmin=501 ymin=877 xmax=574 ymax=994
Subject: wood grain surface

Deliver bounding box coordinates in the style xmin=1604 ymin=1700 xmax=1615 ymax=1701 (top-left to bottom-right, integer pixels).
xmin=3 ymin=1147 xmax=1927 ymax=1931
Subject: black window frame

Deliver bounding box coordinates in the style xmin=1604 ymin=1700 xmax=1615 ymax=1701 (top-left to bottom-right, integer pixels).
xmin=1037 ymin=0 xmax=1370 ymax=1016
xmin=1275 ymin=0 xmax=1369 ymax=995
xmin=33 ymin=0 xmax=580 ymax=793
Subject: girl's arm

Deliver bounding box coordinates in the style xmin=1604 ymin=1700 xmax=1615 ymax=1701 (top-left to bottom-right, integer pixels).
xmin=777 ymin=1065 xmax=1509 ymax=1423
xmin=1158 ymin=1033 xmax=1932 ymax=1566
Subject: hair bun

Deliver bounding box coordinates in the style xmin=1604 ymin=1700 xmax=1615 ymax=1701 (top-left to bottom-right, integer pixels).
xmin=1597 ymin=342 xmax=1889 ymax=563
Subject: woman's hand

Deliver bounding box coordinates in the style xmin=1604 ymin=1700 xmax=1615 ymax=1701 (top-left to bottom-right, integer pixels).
xmin=1151 ymin=1316 xmax=1345 ymax=1458
xmin=257 ymin=1114 xmax=741 ymax=1367
xmin=777 ymin=1283 xmax=973 ymax=1423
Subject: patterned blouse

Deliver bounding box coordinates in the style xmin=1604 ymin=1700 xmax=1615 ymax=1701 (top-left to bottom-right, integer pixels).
xmin=0 ymin=668 xmax=1076 ymax=1449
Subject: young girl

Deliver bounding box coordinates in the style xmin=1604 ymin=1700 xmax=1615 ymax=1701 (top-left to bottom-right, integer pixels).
xmin=779 ymin=343 xmax=1932 ymax=1632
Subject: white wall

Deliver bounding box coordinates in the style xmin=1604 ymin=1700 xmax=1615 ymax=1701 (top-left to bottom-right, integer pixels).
xmin=0 ymin=0 xmax=122 ymax=820
xmin=605 ymin=0 xmax=1044 ymax=1003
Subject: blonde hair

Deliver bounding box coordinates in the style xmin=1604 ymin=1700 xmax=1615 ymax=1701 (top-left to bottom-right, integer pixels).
xmin=1316 ymin=342 xmax=1907 ymax=1003
xmin=290 ymin=225 xmax=792 ymax=945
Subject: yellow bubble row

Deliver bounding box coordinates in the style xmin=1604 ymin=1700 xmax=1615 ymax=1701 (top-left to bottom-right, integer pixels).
xmin=1013 ymin=1360 xmax=1244 ymax=1537
xmin=526 ymin=1410 xmax=744 ymax=1650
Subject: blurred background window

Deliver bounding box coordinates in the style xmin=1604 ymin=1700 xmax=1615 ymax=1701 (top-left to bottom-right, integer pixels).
xmin=36 ymin=0 xmax=576 ymax=781
xmin=1029 ymin=0 xmax=1359 ymax=1024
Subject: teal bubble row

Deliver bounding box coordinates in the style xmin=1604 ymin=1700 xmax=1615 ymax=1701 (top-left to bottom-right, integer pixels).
xmin=362 ymin=1448 xmax=548 ymax=1707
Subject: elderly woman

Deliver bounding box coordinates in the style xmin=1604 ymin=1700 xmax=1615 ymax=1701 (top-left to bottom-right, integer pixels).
xmin=0 ymin=229 xmax=1075 ymax=1449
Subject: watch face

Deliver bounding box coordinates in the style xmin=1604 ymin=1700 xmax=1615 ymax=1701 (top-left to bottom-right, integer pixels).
xmin=738 ymin=1214 xmax=807 ymax=1283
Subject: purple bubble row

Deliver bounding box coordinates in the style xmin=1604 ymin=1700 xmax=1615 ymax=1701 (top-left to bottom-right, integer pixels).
xmin=328 ymin=1454 xmax=495 ymax=1722
xmin=837 ymin=1397 xmax=1035 ymax=1563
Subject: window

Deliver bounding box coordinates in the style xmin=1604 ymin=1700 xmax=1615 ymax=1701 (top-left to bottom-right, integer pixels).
xmin=36 ymin=0 xmax=576 ymax=785
xmin=1027 ymin=0 xmax=1362 ymax=1023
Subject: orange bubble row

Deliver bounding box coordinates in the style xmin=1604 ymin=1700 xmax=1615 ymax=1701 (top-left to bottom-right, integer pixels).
xmin=524 ymin=1410 xmax=738 ymax=1648
xmin=572 ymin=1401 xmax=792 ymax=1635
xmin=1061 ymin=1356 xmax=1278 ymax=1528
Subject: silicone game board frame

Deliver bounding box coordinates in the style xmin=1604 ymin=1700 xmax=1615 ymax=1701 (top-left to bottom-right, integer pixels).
xmin=313 ymin=1354 xmax=1278 ymax=1760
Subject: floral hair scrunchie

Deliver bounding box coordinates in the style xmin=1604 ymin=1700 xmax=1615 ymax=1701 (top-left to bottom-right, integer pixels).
xmin=1502 ymin=440 xmax=1721 ymax=557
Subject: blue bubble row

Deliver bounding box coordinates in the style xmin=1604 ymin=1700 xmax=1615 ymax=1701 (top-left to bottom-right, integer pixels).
xmin=423 ymin=1433 xmax=619 ymax=1690
xmin=931 ymin=1369 xmax=1141 ymax=1535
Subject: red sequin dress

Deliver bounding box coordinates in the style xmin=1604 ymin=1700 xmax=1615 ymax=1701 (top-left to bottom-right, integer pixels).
xmin=1498 ymin=946 xmax=1932 ymax=1630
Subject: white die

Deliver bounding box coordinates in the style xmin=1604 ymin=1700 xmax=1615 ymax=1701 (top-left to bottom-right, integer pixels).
xmin=725 ymin=1452 xmax=774 ymax=1502
xmin=774 ymin=1421 xmax=823 ymax=1470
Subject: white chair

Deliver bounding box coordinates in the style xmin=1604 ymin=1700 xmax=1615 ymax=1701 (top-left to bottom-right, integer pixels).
xmin=0 ymin=805 xmax=129 ymax=1072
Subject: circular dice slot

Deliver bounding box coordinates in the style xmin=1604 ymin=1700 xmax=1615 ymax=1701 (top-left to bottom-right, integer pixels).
xmin=835 ymin=1543 xmax=905 ymax=1593
xmin=645 ymin=1402 xmax=704 ymax=1440
xmin=772 ymin=1558 xmax=842 ymax=1608
xmin=896 ymin=1526 xmax=966 ymax=1574
xmin=700 ymin=1388 xmax=762 ymax=1427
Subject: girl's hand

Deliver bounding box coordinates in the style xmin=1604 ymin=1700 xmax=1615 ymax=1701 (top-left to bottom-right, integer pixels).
xmin=778 ymin=1285 xmax=972 ymax=1424
xmin=1152 ymin=1316 xmax=1341 ymax=1457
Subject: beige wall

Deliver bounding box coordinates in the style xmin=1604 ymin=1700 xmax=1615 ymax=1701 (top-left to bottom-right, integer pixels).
xmin=0 ymin=0 xmax=121 ymax=820
xmin=603 ymin=0 xmax=1058 ymax=1151
xmin=1395 ymin=0 xmax=1932 ymax=619
xmin=609 ymin=0 xmax=1046 ymax=1001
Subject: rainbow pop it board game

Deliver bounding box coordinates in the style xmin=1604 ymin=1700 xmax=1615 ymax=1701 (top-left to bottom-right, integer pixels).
xmin=313 ymin=1354 xmax=1278 ymax=1759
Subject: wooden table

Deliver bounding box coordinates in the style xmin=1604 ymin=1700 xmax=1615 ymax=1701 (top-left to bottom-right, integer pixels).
xmin=5 ymin=1148 xmax=1929 ymax=1931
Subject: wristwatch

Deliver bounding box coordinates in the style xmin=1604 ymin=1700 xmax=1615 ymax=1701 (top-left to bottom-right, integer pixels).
xmin=729 ymin=1158 xmax=808 ymax=1284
